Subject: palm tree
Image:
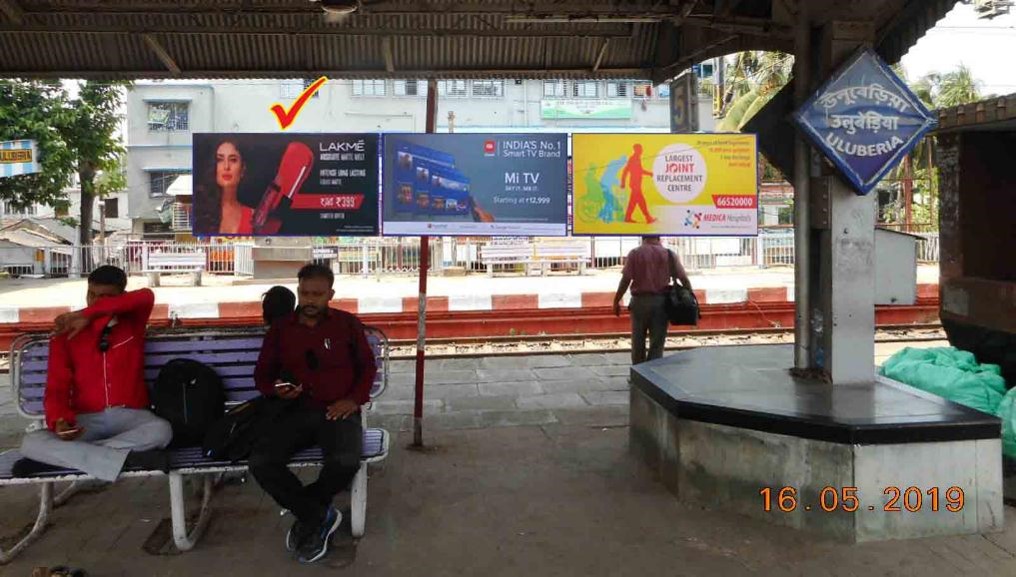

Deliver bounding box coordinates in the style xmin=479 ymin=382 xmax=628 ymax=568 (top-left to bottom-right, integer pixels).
xmin=715 ymin=51 xmax=794 ymax=132
xmin=935 ymin=64 xmax=982 ymax=107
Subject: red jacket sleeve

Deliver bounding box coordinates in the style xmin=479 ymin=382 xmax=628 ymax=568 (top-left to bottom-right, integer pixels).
xmin=81 ymin=288 xmax=155 ymax=337
xmin=43 ymin=335 xmax=77 ymax=430
xmin=254 ymin=322 xmax=282 ymax=397
xmin=349 ymin=320 xmax=378 ymax=406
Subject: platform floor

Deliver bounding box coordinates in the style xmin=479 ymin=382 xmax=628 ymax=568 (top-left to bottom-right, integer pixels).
xmin=3 ymin=342 xmax=1015 ymax=575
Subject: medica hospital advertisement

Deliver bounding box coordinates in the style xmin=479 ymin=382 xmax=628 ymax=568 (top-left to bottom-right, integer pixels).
xmin=572 ymin=134 xmax=759 ymax=236
xmin=381 ymin=134 xmax=569 ymax=236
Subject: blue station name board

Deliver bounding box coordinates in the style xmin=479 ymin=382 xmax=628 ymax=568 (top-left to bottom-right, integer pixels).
xmin=792 ymin=48 xmax=936 ymax=196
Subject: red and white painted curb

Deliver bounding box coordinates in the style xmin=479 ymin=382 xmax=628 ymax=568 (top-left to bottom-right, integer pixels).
xmin=0 ymin=283 xmax=939 ymax=323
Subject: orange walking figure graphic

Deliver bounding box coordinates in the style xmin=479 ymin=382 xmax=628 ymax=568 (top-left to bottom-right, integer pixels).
xmin=620 ymin=144 xmax=657 ymax=224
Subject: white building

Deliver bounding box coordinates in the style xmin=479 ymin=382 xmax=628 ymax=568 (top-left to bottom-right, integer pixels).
xmin=125 ymin=72 xmax=718 ymax=238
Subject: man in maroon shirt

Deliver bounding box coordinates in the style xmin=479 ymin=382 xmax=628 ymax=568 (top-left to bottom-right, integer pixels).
xmin=613 ymin=236 xmax=692 ymax=365
xmin=251 ymin=264 xmax=377 ymax=564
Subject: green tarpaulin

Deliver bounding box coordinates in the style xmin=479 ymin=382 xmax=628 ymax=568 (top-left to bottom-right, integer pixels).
xmin=880 ymin=347 xmax=1014 ymax=457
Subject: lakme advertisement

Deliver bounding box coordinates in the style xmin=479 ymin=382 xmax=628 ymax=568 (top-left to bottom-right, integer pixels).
xmin=381 ymin=134 xmax=569 ymax=236
xmin=192 ymin=133 xmax=380 ymax=236
xmin=572 ymin=134 xmax=759 ymax=236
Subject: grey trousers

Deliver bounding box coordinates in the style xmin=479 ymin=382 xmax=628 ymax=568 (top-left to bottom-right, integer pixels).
xmin=629 ymin=294 xmax=669 ymax=365
xmin=21 ymin=408 xmax=173 ymax=481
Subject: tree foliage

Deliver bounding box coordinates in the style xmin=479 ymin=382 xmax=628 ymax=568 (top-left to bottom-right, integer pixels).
xmin=0 ymin=79 xmax=128 ymax=244
xmin=66 ymin=81 xmax=130 ymax=244
xmin=0 ymin=80 xmax=75 ymax=212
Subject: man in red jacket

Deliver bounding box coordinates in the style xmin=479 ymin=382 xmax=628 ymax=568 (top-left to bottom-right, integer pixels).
xmin=250 ymin=264 xmax=377 ymax=564
xmin=16 ymin=266 xmax=173 ymax=481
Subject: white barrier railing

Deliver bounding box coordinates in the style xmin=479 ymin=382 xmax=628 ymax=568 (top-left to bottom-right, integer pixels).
xmin=0 ymin=232 xmax=940 ymax=279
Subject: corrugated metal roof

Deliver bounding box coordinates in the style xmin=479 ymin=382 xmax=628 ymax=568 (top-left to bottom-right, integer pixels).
xmin=0 ymin=0 xmax=958 ymax=81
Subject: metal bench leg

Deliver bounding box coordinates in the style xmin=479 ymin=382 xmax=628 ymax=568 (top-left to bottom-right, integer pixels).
xmin=147 ymin=272 xmax=160 ymax=287
xmin=0 ymin=482 xmax=53 ymax=564
xmin=349 ymin=463 xmax=368 ymax=538
xmin=53 ymin=480 xmax=87 ymax=508
xmin=169 ymin=472 xmax=214 ymax=552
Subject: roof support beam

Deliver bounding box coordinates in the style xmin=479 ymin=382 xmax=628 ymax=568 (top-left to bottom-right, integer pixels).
xmin=0 ymin=25 xmax=634 ymax=39
xmin=382 ymin=36 xmax=395 ymax=72
xmin=1 ymin=67 xmax=650 ymax=80
xmin=0 ymin=0 xmax=23 ymax=25
xmin=592 ymin=38 xmax=610 ymax=72
xmin=142 ymin=34 xmax=181 ymax=75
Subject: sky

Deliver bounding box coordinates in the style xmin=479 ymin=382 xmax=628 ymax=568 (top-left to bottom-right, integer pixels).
xmin=900 ymin=2 xmax=1016 ymax=96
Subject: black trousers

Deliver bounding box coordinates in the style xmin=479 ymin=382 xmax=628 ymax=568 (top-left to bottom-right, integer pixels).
xmin=248 ymin=403 xmax=362 ymax=525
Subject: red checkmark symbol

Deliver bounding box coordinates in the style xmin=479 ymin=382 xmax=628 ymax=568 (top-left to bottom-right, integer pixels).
xmin=270 ymin=76 xmax=328 ymax=130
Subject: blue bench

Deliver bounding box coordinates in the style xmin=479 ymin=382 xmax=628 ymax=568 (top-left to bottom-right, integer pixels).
xmin=0 ymin=326 xmax=390 ymax=563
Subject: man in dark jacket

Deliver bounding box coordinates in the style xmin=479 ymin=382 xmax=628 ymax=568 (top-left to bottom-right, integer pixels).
xmin=251 ymin=264 xmax=377 ymax=564
xmin=17 ymin=266 xmax=172 ymax=481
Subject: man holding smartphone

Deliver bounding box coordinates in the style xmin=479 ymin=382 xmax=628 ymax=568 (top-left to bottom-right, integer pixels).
xmin=16 ymin=266 xmax=173 ymax=481
xmin=251 ymin=264 xmax=377 ymax=564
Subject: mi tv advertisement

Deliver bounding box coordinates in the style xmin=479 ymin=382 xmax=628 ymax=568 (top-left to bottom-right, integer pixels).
xmin=381 ymin=134 xmax=569 ymax=236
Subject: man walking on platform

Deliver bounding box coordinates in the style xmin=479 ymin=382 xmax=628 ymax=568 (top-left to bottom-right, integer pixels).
xmin=613 ymin=236 xmax=693 ymax=365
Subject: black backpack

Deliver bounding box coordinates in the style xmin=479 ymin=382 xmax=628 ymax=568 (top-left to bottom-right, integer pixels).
xmin=152 ymin=358 xmax=226 ymax=448
xmin=202 ymin=396 xmax=296 ymax=462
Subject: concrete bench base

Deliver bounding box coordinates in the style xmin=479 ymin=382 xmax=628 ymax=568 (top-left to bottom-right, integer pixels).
xmin=628 ymin=344 xmax=1005 ymax=543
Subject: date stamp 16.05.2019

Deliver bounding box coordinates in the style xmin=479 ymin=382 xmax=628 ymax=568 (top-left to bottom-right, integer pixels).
xmin=760 ymin=486 xmax=965 ymax=513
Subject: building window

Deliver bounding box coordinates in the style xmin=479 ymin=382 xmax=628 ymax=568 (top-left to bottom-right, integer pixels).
xmin=573 ymin=81 xmax=599 ymax=98
xmin=352 ymin=80 xmax=386 ymax=97
xmin=103 ymin=198 xmax=119 ymax=219
xmin=147 ymin=101 xmax=189 ymax=131
xmin=393 ymin=79 xmax=427 ymax=97
xmin=633 ymin=82 xmax=654 ymax=98
xmin=606 ymin=81 xmax=629 ymax=98
xmin=149 ymin=170 xmax=189 ymax=198
xmin=281 ymin=79 xmax=321 ymax=99
xmin=471 ymin=80 xmax=504 ymax=98
xmin=543 ymin=80 xmax=566 ymax=98
xmin=438 ymin=80 xmax=468 ymax=98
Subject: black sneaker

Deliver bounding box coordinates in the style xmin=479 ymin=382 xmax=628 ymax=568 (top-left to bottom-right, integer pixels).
xmin=286 ymin=518 xmax=312 ymax=553
xmin=297 ymin=506 xmax=341 ymax=564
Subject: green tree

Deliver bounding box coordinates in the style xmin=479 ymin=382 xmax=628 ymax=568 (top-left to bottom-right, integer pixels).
xmin=0 ymin=80 xmax=75 ymax=213
xmin=716 ymin=51 xmax=793 ymax=132
xmin=64 ymin=81 xmax=130 ymax=246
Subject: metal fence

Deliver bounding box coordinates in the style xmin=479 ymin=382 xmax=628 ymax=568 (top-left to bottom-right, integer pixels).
xmin=0 ymin=232 xmax=940 ymax=279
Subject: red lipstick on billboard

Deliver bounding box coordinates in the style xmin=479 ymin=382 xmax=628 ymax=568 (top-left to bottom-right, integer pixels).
xmin=253 ymin=141 xmax=314 ymax=234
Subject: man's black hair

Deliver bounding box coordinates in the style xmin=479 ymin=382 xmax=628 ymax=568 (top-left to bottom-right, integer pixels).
xmin=87 ymin=265 xmax=128 ymax=291
xmin=297 ymin=263 xmax=334 ymax=288
xmin=262 ymin=285 xmax=296 ymax=325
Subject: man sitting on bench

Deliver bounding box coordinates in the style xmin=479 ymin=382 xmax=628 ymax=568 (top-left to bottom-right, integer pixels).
xmin=15 ymin=265 xmax=173 ymax=481
xmin=250 ymin=264 xmax=377 ymax=564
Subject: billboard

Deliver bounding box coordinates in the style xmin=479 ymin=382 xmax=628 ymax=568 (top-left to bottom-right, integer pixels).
xmin=572 ymin=134 xmax=758 ymax=236
xmin=0 ymin=140 xmax=40 ymax=177
xmin=382 ymin=134 xmax=568 ymax=236
xmin=192 ymin=133 xmax=379 ymax=236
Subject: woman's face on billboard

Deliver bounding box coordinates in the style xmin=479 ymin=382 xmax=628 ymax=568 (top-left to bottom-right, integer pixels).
xmin=215 ymin=141 xmax=244 ymax=189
